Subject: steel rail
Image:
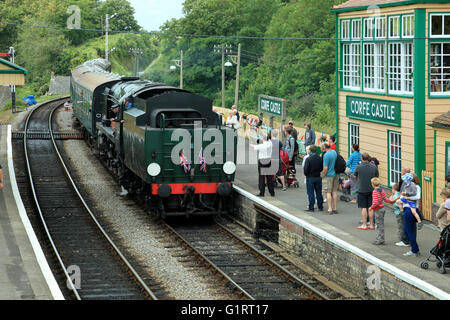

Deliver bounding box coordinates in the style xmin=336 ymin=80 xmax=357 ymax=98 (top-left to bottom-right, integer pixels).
xmin=23 ymin=98 xmax=82 ymax=300
xmin=47 ymin=105 xmax=158 ymax=300
xmin=23 ymin=99 xmax=157 ymax=300
xmin=214 ymin=220 xmax=331 ymax=300
xmin=162 ymin=222 xmax=255 ymax=300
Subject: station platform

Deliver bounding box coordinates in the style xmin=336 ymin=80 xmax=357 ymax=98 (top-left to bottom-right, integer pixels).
xmin=0 ymin=125 xmax=63 ymax=300
xmin=235 ymin=137 xmax=450 ymax=298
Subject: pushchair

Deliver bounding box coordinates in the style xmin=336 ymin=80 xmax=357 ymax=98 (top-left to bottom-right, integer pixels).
xmin=276 ymin=150 xmax=299 ymax=188
xmin=420 ymin=225 xmax=450 ymax=274
xmin=339 ymin=172 xmax=352 ymax=202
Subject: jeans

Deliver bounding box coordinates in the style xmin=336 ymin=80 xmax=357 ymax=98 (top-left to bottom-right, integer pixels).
xmin=306 ymin=177 xmax=323 ymax=210
xmin=404 ymin=207 xmax=419 ymax=254
xmin=374 ymin=209 xmax=385 ymax=242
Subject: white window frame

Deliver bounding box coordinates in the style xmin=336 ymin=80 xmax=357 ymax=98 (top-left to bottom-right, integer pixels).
xmin=430 ymin=42 xmax=450 ymax=96
xmin=342 ymin=43 xmax=361 ymax=90
xmin=352 ymin=19 xmax=362 ymax=40
xmin=389 ymin=16 xmax=400 ymax=39
xmin=375 ymin=17 xmax=386 ymax=39
xmin=349 ymin=123 xmax=360 ymax=149
xmin=389 ymin=131 xmax=402 ymax=187
xmin=402 ymin=14 xmax=414 ymax=38
xmin=341 ymin=20 xmax=350 ymax=40
xmin=430 ymin=13 xmax=450 ymax=38
xmin=364 ymin=18 xmax=374 ymax=39
xmin=389 ymin=42 xmax=414 ymax=95
xmin=364 ymin=43 xmax=385 ymax=92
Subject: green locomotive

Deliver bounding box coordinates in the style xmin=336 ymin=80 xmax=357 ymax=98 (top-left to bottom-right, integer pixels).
xmin=71 ymin=59 xmax=237 ymax=217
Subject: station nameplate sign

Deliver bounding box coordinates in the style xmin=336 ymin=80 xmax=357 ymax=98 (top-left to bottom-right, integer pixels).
xmin=346 ymin=96 xmax=401 ymax=127
xmin=259 ymin=95 xmax=284 ymax=117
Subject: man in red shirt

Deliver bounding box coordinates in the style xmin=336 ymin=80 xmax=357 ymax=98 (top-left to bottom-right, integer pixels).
xmin=369 ymin=177 xmax=399 ymax=245
xmin=328 ymin=135 xmax=337 ymax=151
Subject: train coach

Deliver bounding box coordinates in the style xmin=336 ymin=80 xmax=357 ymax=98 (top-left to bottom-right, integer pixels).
xmin=70 ymin=59 xmax=237 ymax=218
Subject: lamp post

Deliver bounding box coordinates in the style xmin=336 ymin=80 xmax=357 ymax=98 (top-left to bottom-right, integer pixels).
xmin=129 ymin=48 xmax=143 ymax=77
xmin=105 ymin=13 xmax=117 ymax=61
xmin=170 ymin=50 xmax=183 ymax=89
xmin=214 ymin=44 xmax=232 ymax=108
xmin=8 ymin=47 xmax=16 ymax=113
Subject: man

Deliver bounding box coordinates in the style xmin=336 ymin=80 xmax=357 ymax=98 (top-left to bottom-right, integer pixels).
xmin=446 ymin=174 xmax=450 ymax=188
xmin=304 ymin=122 xmax=316 ymax=148
xmin=0 ymin=163 xmax=4 ymax=189
xmin=328 ymin=135 xmax=337 ymax=151
xmin=252 ymin=135 xmax=274 ymax=197
xmin=288 ymin=121 xmax=298 ymax=141
xmin=270 ymin=129 xmax=286 ymax=191
xmin=354 ymin=153 xmax=379 ymax=230
xmin=322 ymin=143 xmax=338 ymax=214
xmin=303 ymin=145 xmax=323 ymax=212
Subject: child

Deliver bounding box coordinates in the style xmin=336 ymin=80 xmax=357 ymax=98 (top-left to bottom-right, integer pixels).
xmin=369 ymin=178 xmax=399 ymax=245
xmin=396 ymin=173 xmax=423 ymax=230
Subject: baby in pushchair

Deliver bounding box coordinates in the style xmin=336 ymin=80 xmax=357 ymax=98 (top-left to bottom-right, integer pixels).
xmin=276 ymin=149 xmax=299 ymax=188
xmin=420 ymin=225 xmax=450 ymax=274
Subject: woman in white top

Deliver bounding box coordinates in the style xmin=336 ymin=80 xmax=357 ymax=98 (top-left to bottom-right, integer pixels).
xmin=226 ymin=110 xmax=238 ymax=129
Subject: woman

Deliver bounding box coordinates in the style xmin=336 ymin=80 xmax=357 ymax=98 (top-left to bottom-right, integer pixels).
xmin=437 ymin=188 xmax=450 ymax=231
xmin=226 ymin=110 xmax=238 ymax=128
xmin=346 ymin=144 xmax=362 ymax=202
xmin=403 ymin=173 xmax=421 ymax=257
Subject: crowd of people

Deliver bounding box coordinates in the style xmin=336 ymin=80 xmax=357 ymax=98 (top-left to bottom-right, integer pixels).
xmin=248 ymin=119 xmax=450 ymax=258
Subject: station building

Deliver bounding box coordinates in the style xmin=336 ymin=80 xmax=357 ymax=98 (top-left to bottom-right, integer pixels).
xmin=332 ymin=0 xmax=450 ymax=219
xmin=0 ymin=58 xmax=28 ymax=85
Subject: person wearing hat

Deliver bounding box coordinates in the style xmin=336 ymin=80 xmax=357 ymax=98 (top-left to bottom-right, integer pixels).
xmin=110 ymin=105 xmax=124 ymax=124
xmin=396 ymin=173 xmax=423 ymax=230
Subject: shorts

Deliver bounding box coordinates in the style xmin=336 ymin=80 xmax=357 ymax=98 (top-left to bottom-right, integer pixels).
xmin=358 ymin=192 xmax=373 ymax=209
xmin=323 ymin=176 xmax=338 ymax=193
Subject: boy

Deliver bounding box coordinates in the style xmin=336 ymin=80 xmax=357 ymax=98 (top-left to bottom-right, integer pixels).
xmin=369 ymin=178 xmax=398 ymax=245
xmin=396 ymin=173 xmax=423 ymax=230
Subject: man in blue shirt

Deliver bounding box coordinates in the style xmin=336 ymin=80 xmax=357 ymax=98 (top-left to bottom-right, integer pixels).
xmin=321 ymin=143 xmax=338 ymax=214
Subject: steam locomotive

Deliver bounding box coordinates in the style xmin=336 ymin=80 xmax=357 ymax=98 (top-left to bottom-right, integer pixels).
xmin=70 ymin=59 xmax=237 ymax=218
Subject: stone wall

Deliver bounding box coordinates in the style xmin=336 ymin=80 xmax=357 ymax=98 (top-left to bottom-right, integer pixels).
xmin=233 ymin=191 xmax=438 ymax=300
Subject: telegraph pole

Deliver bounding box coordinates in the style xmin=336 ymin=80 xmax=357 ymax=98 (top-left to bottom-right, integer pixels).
xmin=105 ymin=13 xmax=117 ymax=61
xmin=129 ymin=48 xmax=143 ymax=77
xmin=105 ymin=14 xmax=109 ymax=61
xmin=234 ymin=43 xmax=241 ymax=111
xmin=213 ymin=44 xmax=232 ymax=108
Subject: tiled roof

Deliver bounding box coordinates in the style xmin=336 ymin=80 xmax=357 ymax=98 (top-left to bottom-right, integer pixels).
xmin=333 ymin=0 xmax=410 ymax=10
xmin=431 ymin=111 xmax=450 ymax=128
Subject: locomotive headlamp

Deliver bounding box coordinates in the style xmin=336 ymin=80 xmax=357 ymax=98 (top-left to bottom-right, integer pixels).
xmin=223 ymin=161 xmax=236 ymax=175
xmin=147 ymin=163 xmax=161 ymax=177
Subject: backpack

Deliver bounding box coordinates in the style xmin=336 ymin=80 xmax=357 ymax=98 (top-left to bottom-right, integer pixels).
xmin=335 ymin=153 xmax=347 ymax=174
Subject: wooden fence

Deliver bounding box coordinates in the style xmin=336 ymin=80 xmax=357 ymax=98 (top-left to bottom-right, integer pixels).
xmin=421 ymin=170 xmax=434 ymax=221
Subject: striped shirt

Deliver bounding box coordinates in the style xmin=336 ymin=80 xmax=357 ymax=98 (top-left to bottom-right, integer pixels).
xmin=370 ymin=188 xmax=390 ymax=211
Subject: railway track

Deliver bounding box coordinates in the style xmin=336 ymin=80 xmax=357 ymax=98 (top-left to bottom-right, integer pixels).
xmin=157 ymin=216 xmax=341 ymax=300
xmin=21 ymin=99 xmax=161 ymax=300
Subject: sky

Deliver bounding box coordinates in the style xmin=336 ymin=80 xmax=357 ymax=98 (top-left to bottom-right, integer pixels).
xmin=128 ymin=0 xmax=185 ymax=31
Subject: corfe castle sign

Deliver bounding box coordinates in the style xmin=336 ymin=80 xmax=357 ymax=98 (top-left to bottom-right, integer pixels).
xmin=346 ymin=96 xmax=401 ymax=127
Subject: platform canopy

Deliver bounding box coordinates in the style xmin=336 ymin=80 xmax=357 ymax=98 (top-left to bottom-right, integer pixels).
xmin=0 ymin=58 xmax=29 ymax=85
